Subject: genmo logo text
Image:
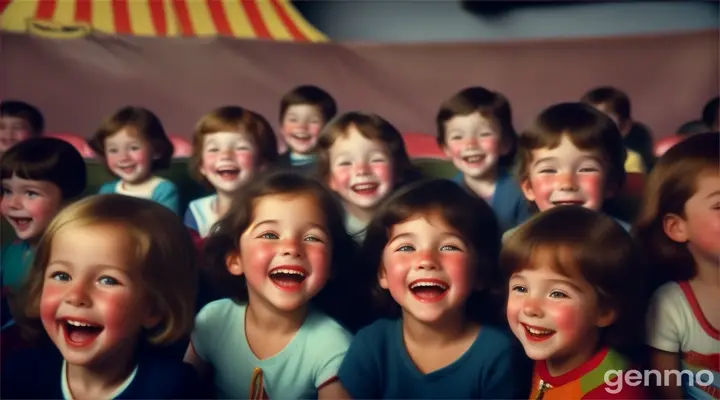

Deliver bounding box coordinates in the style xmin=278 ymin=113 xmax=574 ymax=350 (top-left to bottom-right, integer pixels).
xmin=604 ymin=369 xmax=715 ymax=394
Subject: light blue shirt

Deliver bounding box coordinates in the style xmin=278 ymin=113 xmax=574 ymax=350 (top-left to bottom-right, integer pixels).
xmin=184 ymin=194 xmax=218 ymax=237
xmin=99 ymin=177 xmax=180 ymax=215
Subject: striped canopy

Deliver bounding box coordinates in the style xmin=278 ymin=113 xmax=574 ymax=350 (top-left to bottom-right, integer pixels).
xmin=0 ymin=0 xmax=327 ymax=41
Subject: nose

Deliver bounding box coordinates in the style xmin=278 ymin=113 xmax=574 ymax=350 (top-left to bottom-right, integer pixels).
xmin=64 ymin=280 xmax=92 ymax=308
xmin=522 ymin=296 xmax=544 ymax=318
xmin=415 ymin=250 xmax=438 ymax=271
xmin=279 ymin=237 xmax=302 ymax=258
xmin=353 ymin=162 xmax=371 ymax=176
xmin=7 ymin=194 xmax=22 ymax=209
xmin=557 ymin=172 xmax=577 ymax=191
xmin=219 ymin=148 xmax=233 ymax=159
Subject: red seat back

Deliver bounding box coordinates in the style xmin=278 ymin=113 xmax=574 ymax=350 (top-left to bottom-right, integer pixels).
xmin=402 ymin=133 xmax=446 ymax=159
xmin=654 ymin=135 xmax=684 ymax=157
xmin=169 ymin=135 xmax=193 ymax=158
xmin=45 ymin=133 xmax=95 ymax=158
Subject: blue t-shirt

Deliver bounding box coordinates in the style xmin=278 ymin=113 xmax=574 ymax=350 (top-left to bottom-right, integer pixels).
xmin=338 ymin=318 xmax=531 ymax=399
xmin=99 ymin=178 xmax=180 ymax=215
xmin=0 ymin=240 xmax=33 ymax=290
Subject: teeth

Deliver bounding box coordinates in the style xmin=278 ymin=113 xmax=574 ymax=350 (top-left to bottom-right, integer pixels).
xmin=526 ymin=326 xmax=553 ymax=335
xmin=66 ymin=320 xmax=98 ymax=328
xmin=353 ymin=183 xmax=377 ymax=191
xmin=270 ymin=269 xmax=305 ymax=277
xmin=464 ymin=155 xmax=483 ymax=162
xmin=410 ymin=281 xmax=448 ymax=290
xmin=292 ymin=133 xmax=311 ymax=139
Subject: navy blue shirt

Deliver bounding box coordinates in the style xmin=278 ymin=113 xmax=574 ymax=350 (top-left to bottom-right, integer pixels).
xmin=337 ymin=318 xmax=532 ymax=399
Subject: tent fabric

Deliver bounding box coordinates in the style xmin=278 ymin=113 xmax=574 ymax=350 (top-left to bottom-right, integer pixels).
xmin=0 ymin=0 xmax=327 ymax=41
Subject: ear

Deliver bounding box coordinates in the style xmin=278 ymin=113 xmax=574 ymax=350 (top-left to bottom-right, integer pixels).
xmin=663 ymin=213 xmax=689 ymax=244
xmin=596 ymin=307 xmax=617 ymax=328
xmin=141 ymin=300 xmax=164 ymax=329
xmin=378 ymin=265 xmax=389 ymax=289
xmin=520 ymin=178 xmax=536 ymax=202
xmin=225 ymin=251 xmax=244 ymax=277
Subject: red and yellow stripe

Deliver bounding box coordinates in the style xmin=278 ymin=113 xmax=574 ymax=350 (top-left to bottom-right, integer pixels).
xmin=0 ymin=0 xmax=327 ymax=41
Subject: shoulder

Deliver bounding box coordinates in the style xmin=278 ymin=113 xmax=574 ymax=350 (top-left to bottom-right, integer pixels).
xmin=302 ymin=310 xmax=353 ymax=348
xmin=196 ymin=298 xmax=242 ymax=325
xmin=126 ymin=357 xmax=202 ymax=399
xmin=649 ymin=282 xmax=684 ymax=308
xmin=153 ymin=178 xmax=178 ymax=194
xmin=99 ymin=180 xmax=120 ymax=193
xmin=1 ymin=346 xmax=63 ymax=398
xmin=472 ymin=325 xmax=521 ymax=359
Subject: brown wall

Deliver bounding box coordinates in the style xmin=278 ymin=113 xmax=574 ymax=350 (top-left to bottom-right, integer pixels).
xmin=1 ymin=30 xmax=716 ymax=141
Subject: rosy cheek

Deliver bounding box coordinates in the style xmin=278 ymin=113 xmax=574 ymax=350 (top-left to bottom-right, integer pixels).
xmin=106 ymin=153 xmax=123 ymax=164
xmin=480 ymin=137 xmax=499 ymax=156
xmin=27 ymin=199 xmax=57 ymax=222
xmin=202 ymin=153 xmax=219 ymax=170
xmin=372 ymin=164 xmax=393 ymax=186
xmin=548 ymin=302 xmax=583 ymax=336
xmin=446 ymin=142 xmax=464 ymax=158
xmin=131 ymin=149 xmax=151 ymax=167
xmin=529 ymin=175 xmax=556 ymax=209
xmin=39 ymin=284 xmax=63 ymax=325
xmin=329 ymin=168 xmax=351 ymax=189
xmin=244 ymin=242 xmax=276 ymax=274
xmin=282 ymin=122 xmax=299 ymax=134
xmin=578 ymin=175 xmax=603 ymax=203
xmin=309 ymin=124 xmax=322 ymax=136
xmin=506 ymin=296 xmax=523 ymax=324
xmin=305 ymin=245 xmax=330 ymax=279
xmin=440 ymin=253 xmax=471 ymax=288
xmin=382 ymin=253 xmax=411 ymax=292
xmin=236 ymin=152 xmax=255 ymax=169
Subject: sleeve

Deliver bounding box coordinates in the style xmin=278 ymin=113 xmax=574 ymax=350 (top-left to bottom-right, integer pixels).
xmin=646 ymin=284 xmax=683 ymax=353
xmin=190 ymin=302 xmax=219 ymax=364
xmin=479 ymin=336 xmax=533 ymax=399
xmin=184 ymin=207 xmax=199 ymax=232
xmin=314 ymin=326 xmax=353 ymax=389
xmin=153 ymin=180 xmax=181 ymax=215
xmin=337 ymin=330 xmax=380 ymax=399
xmin=98 ymin=181 xmax=116 ymax=194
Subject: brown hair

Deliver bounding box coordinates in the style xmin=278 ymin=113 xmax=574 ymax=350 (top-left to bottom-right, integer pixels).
xmin=516 ymin=102 xmax=627 ymax=194
xmin=203 ymin=170 xmax=356 ymax=303
xmin=0 ymin=100 xmax=44 ymax=136
xmin=1 ymin=137 xmax=86 ymax=200
xmin=581 ymin=86 xmax=631 ymax=124
xmin=361 ymin=179 xmax=503 ymax=322
xmin=279 ymin=85 xmax=337 ymax=123
xmin=89 ymin=106 xmax=174 ymax=172
xmin=189 ymin=106 xmax=279 ymax=186
xmin=436 ymin=86 xmax=517 ymax=167
xmin=15 ymin=194 xmax=198 ymax=345
xmin=501 ymin=205 xmax=647 ymax=349
xmin=316 ymin=111 xmax=422 ymax=187
xmin=633 ymin=132 xmax=719 ymax=286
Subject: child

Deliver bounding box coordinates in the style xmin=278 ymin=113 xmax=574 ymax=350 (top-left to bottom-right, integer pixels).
xmin=316 ymin=111 xmax=422 ymax=242
xmin=89 ymin=106 xmax=179 ymax=214
xmin=186 ymin=106 xmax=279 ymax=237
xmin=1 ymin=137 xmax=86 ymax=290
xmin=581 ymin=86 xmax=654 ymax=173
xmin=506 ymin=102 xmax=629 ymax=240
xmin=277 ymin=85 xmax=337 ymax=174
xmin=0 ymin=100 xmax=44 ymax=154
xmin=1 ymin=194 xmax=201 ymax=398
xmin=702 ymin=96 xmax=719 ymax=132
xmin=436 ymin=86 xmax=530 ymax=233
xmin=338 ymin=179 xmax=530 ymax=399
xmin=503 ymin=206 xmax=649 ymax=399
xmin=635 ymin=132 xmax=719 ymax=399
xmin=184 ymin=170 xmax=356 ymax=399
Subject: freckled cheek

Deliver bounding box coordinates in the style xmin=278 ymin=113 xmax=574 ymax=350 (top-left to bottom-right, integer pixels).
xmin=106 ymin=152 xmax=124 ymax=165
xmin=372 ymin=164 xmax=393 ymax=186
xmin=446 ymin=142 xmax=465 ymax=159
xmin=578 ymin=175 xmax=604 ymax=203
xmin=305 ymin=245 xmax=330 ymax=280
xmin=244 ymin=242 xmax=277 ymax=275
xmin=27 ymin=199 xmax=59 ymax=222
xmin=309 ymin=124 xmax=322 ymax=136
xmin=479 ymin=137 xmax=499 ymax=156
xmin=381 ymin=253 xmax=412 ymax=292
xmin=39 ymin=284 xmax=63 ymax=326
xmin=201 ymin=153 xmax=219 ymax=170
xmin=329 ymin=168 xmax=351 ymax=189
xmin=130 ymin=149 xmax=152 ymax=167
xmin=547 ymin=302 xmax=585 ymax=336
xmin=282 ymin=122 xmax=299 ymax=135
xmin=440 ymin=253 xmax=472 ymax=291
xmin=506 ymin=296 xmax=523 ymax=325
xmin=237 ymin=152 xmax=256 ymax=169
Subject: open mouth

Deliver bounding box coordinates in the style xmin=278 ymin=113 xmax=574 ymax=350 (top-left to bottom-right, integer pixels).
xmin=551 ymin=200 xmax=585 ymax=206
xmin=268 ymin=266 xmax=307 ymax=291
xmin=215 ymin=166 xmax=240 ymax=181
xmin=290 ymin=133 xmax=312 ymax=142
xmin=351 ymin=183 xmax=379 ymax=196
xmin=522 ymin=323 xmax=555 ymax=342
xmin=408 ymin=279 xmax=449 ymax=302
xmin=61 ymin=319 xmax=104 ymax=347
xmin=117 ymin=165 xmax=136 ymax=174
xmin=462 ymin=155 xmax=485 ymax=165
xmin=9 ymin=216 xmax=32 ymax=231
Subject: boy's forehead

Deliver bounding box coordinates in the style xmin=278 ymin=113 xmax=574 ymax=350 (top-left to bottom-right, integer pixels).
xmin=0 ymin=116 xmax=29 ymax=126
xmin=2 ymin=174 xmax=60 ymax=191
xmin=530 ymin=135 xmax=602 ymax=162
xmin=285 ymin=104 xmax=321 ymax=117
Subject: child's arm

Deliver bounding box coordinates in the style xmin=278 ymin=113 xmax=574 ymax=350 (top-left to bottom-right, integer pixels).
xmin=98 ymin=181 xmax=116 ymax=194
xmin=646 ymin=284 xmax=684 ymax=399
xmin=650 ymin=349 xmax=683 ymax=399
xmin=336 ymin=333 xmax=380 ymax=399
xmin=183 ymin=343 xmax=212 ymax=382
xmin=183 ymin=208 xmax=199 ymax=232
xmin=318 ymin=380 xmax=351 ymax=399
xmin=153 ymin=180 xmax=181 ymax=215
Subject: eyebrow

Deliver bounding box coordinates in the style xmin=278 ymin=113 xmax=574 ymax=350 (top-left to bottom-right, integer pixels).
xmin=48 ymin=260 xmax=126 ymax=273
xmin=251 ymin=220 xmax=329 ymax=235
xmin=532 ymin=155 xmax=602 ymax=166
xmin=706 ymin=190 xmax=720 ymax=199
xmin=547 ymin=278 xmax=584 ymax=293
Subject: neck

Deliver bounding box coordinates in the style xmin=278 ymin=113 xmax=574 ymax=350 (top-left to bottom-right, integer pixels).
xmin=65 ymin=350 xmax=136 ymax=398
xmin=545 ymin=332 xmax=601 ymax=377
xmin=402 ymin=309 xmax=469 ymax=347
xmin=214 ymin=191 xmax=234 ymax=219
xmin=246 ymin=292 xmax=308 ymax=335
xmin=692 ymin=252 xmax=720 ymax=287
xmin=122 ymin=175 xmax=154 ymax=191
xmin=463 ymin=170 xmax=498 ymax=201
xmin=346 ymin=203 xmax=374 ymax=227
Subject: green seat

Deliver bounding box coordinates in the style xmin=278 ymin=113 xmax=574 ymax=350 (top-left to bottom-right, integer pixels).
xmin=412 ymin=157 xmax=458 ymax=180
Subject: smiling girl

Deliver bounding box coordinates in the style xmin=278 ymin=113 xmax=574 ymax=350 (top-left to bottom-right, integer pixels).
xmin=502 ymin=206 xmax=649 ymax=399
xmin=89 ymin=107 xmax=178 ymax=214
xmin=1 ymin=195 xmax=201 ymax=399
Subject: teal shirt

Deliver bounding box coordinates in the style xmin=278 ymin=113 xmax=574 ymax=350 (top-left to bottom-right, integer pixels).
xmin=99 ymin=178 xmax=180 ymax=215
xmin=1 ymin=241 xmax=34 ymax=289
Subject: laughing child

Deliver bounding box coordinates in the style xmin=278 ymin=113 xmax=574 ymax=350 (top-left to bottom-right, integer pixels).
xmin=186 ymin=106 xmax=279 ymax=237
xmin=1 ymin=195 xmax=201 ymax=399
xmin=502 ymin=206 xmax=649 ymax=399
xmin=0 ymin=100 xmax=44 ymax=154
xmin=184 ymin=171 xmax=355 ymax=399
xmin=316 ymin=111 xmax=422 ymax=242
xmin=277 ymin=85 xmax=337 ymax=174
xmin=337 ymin=179 xmax=530 ymax=399
xmin=436 ymin=86 xmax=530 ymax=233
xmin=1 ymin=137 xmax=86 ymax=291
xmin=89 ymin=106 xmax=179 ymax=214
xmin=635 ymin=132 xmax=719 ymax=399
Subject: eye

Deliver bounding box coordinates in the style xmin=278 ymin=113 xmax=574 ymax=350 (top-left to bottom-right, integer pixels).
xmin=49 ymin=271 xmax=71 ymax=281
xmin=206 ymin=147 xmax=219 ymax=153
xmin=304 ymin=234 xmax=324 ymax=243
xmin=711 ymin=202 xmax=720 ymax=210
xmin=395 ymin=244 xmax=414 ymax=252
xmin=1 ymin=187 xmax=11 ymax=195
xmin=578 ymin=166 xmax=599 ymax=173
xmin=511 ymin=285 xmax=527 ymax=293
xmin=130 ymin=146 xmax=141 ymax=151
xmin=537 ymin=168 xmax=555 ymax=174
xmin=439 ymin=244 xmax=461 ymax=251
xmin=98 ymin=276 xmax=120 ymax=286
xmin=258 ymin=232 xmax=279 ymax=240
xmin=26 ymin=190 xmax=40 ymax=198
xmin=337 ymin=160 xmax=351 ymax=167
xmin=107 ymin=148 xmax=118 ymax=153
xmin=549 ymin=290 xmax=569 ymax=299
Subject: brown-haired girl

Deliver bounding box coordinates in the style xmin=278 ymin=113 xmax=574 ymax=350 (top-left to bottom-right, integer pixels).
xmin=185 ymin=106 xmax=278 ymax=237
xmin=315 ymin=111 xmax=422 ymax=243
xmin=184 ymin=170 xmax=356 ymax=399
xmin=635 ymin=132 xmax=719 ymax=399
xmin=503 ymin=206 xmax=649 ymax=399
xmin=89 ymin=106 xmax=179 ymax=214
xmin=1 ymin=194 xmax=200 ymax=399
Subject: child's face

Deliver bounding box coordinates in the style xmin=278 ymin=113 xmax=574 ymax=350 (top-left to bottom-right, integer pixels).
xmin=200 ymin=131 xmax=257 ymax=194
xmin=328 ymin=127 xmax=394 ymax=211
xmin=228 ymin=193 xmax=331 ymax=313
xmin=281 ymin=105 xmax=324 ymax=155
xmin=379 ymin=211 xmax=476 ymax=324
xmin=0 ymin=116 xmax=32 ymax=153
xmin=1 ymin=174 xmax=62 ymax=241
xmin=442 ymin=112 xmax=505 ymax=180
xmin=40 ymin=224 xmax=158 ymax=368
xmin=104 ymin=128 xmax=154 ymax=184
xmin=672 ymin=174 xmax=720 ymax=263
xmin=521 ymin=135 xmax=608 ymax=212
xmin=507 ymin=261 xmax=614 ymax=372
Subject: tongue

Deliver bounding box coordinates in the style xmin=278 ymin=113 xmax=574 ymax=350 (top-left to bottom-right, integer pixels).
xmin=412 ymin=286 xmax=446 ymax=299
xmin=270 ymin=274 xmax=304 ymax=287
xmin=68 ymin=326 xmax=101 ymax=343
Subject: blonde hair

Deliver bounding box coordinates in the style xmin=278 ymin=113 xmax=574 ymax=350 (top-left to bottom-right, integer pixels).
xmin=16 ymin=194 xmax=198 ymax=345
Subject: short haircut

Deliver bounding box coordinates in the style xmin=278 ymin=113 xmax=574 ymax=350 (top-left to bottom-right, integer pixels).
xmin=0 ymin=100 xmax=45 ymax=136
xmin=436 ymin=86 xmax=518 ymax=167
xmin=89 ymin=106 xmax=174 ymax=171
xmin=202 ymin=170 xmax=356 ymax=304
xmin=279 ymin=85 xmax=337 ymax=123
xmin=633 ymin=132 xmax=719 ymax=287
xmin=16 ymin=194 xmax=198 ymax=345
xmin=501 ymin=206 xmax=647 ymax=350
xmin=362 ymin=179 xmax=503 ymax=322
xmin=516 ymin=102 xmax=627 ymax=194
xmin=581 ymin=86 xmax=632 ymax=123
xmin=676 ymin=120 xmax=711 ymax=136
xmin=315 ymin=111 xmax=423 ymax=187
xmin=189 ymin=106 xmax=279 ymax=185
xmin=0 ymin=137 xmax=86 ymax=200
xmin=702 ymin=96 xmax=719 ymax=130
